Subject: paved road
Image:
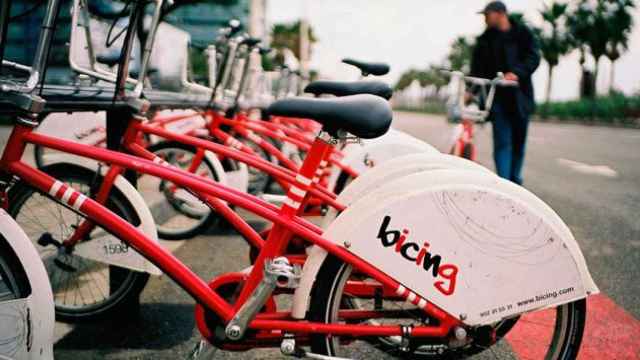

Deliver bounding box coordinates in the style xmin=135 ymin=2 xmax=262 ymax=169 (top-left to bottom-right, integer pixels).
xmin=2 ymin=111 xmax=639 ymax=359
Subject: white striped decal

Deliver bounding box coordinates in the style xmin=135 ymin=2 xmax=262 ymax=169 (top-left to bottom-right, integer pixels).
xmin=49 ymin=180 xmax=63 ymax=197
xmin=69 ymin=194 xmax=87 ymax=210
xmin=289 ymin=185 xmax=306 ymax=199
xmin=283 ymin=197 xmax=301 ymax=209
xmin=396 ymin=284 xmax=428 ymax=310
xmin=295 ymin=174 xmax=312 ymax=186
xmin=417 ymin=298 xmax=428 ymax=309
xmin=47 ymin=181 xmax=87 ymax=211
xmin=60 ymin=187 xmax=74 ymax=204
xmin=319 ymin=160 xmax=328 ymax=168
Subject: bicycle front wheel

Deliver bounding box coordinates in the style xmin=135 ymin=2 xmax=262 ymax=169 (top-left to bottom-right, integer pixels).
xmin=8 ymin=163 xmax=149 ymax=322
xmin=310 ymin=255 xmax=586 ymax=359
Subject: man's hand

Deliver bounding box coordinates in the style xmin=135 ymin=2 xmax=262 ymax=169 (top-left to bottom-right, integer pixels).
xmin=504 ymin=72 xmax=519 ymax=82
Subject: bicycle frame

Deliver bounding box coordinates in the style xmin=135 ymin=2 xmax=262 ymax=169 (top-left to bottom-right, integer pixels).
xmin=0 ymin=122 xmax=460 ymax=341
xmin=150 ymin=109 xmax=358 ymax=188
xmin=450 ymin=118 xmax=476 ymax=161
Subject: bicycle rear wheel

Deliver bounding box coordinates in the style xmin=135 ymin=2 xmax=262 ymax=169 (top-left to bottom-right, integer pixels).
xmin=0 ymin=235 xmax=30 ymax=302
xmin=8 ymin=163 xmax=149 ymax=322
xmin=310 ymin=255 xmax=586 ymax=359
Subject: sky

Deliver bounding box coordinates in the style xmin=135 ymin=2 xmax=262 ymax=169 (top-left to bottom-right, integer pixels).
xmin=266 ymin=0 xmax=640 ymax=101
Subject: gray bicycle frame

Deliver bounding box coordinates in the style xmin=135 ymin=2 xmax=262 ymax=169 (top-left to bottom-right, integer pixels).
xmin=0 ymin=0 xmax=62 ymax=94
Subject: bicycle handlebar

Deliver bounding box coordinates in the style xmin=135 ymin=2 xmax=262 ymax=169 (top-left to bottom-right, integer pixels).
xmin=441 ymin=70 xmax=519 ymax=123
xmin=440 ymin=70 xmax=518 ymax=88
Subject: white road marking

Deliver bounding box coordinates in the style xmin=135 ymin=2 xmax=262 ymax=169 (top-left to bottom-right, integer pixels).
xmin=556 ymin=158 xmax=618 ymax=178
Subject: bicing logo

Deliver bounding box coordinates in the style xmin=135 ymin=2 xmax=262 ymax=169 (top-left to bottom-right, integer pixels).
xmin=377 ymin=216 xmax=459 ymax=296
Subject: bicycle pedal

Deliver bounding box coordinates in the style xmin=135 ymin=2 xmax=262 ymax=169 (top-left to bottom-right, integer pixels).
xmin=265 ymin=257 xmax=301 ymax=289
xmin=37 ymin=233 xmax=62 ymax=248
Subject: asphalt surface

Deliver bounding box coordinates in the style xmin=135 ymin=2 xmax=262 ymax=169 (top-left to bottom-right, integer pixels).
xmin=2 ymin=111 xmax=639 ymax=359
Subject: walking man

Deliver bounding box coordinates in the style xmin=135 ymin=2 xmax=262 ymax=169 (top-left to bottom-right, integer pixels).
xmin=470 ymin=1 xmax=540 ymax=185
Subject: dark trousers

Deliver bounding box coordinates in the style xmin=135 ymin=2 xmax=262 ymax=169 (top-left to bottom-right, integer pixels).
xmin=491 ymin=103 xmax=529 ymax=185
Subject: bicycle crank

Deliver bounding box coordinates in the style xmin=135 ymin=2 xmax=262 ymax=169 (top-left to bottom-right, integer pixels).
xmin=225 ymin=257 xmax=301 ymax=340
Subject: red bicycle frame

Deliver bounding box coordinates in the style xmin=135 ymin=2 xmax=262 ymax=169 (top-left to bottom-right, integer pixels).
xmin=150 ymin=109 xmax=359 ymax=189
xmin=0 ymin=120 xmax=460 ymax=341
xmin=450 ymin=119 xmax=477 ymax=161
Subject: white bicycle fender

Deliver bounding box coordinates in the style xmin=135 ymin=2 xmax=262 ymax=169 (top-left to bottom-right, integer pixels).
xmin=0 ymin=210 xmax=54 ymax=360
xmin=204 ymin=149 xmax=249 ymax=198
xmin=327 ymin=130 xmax=438 ymax=191
xmin=295 ymin=156 xmax=490 ymax=318
xmin=322 ymin=154 xmax=493 ymax=227
xmin=42 ymin=154 xmax=162 ymax=275
xmin=294 ymin=170 xmax=598 ymax=324
xmin=203 ymin=150 xmax=228 ymax=186
xmin=222 ymin=160 xmax=249 ymax=194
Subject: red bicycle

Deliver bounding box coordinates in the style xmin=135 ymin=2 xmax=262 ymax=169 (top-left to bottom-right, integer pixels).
xmin=2 ymin=94 xmax=592 ymax=359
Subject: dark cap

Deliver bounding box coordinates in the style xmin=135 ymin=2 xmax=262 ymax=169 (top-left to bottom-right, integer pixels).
xmin=478 ymin=1 xmax=508 ymax=14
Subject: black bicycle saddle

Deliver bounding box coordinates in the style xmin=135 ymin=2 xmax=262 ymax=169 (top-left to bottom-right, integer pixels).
xmin=267 ymin=94 xmax=392 ymax=139
xmin=342 ymin=58 xmax=390 ymax=76
xmin=305 ymin=80 xmax=393 ymax=100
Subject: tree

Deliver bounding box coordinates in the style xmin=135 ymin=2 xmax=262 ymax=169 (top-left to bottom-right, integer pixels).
xmin=446 ymin=36 xmax=475 ymax=73
xmin=270 ymin=20 xmax=317 ymax=67
xmin=534 ymin=2 xmax=571 ymax=103
xmin=567 ymin=1 xmax=596 ymax=97
xmin=567 ymin=0 xmax=613 ymax=97
xmin=395 ymin=69 xmax=422 ymax=91
xmin=424 ymin=65 xmax=448 ymax=95
xmin=604 ymin=0 xmax=635 ymax=93
xmin=395 ymin=65 xmax=447 ymax=92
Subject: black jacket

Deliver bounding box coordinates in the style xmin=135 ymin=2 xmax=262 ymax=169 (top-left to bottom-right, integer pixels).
xmin=470 ymin=19 xmax=540 ymax=117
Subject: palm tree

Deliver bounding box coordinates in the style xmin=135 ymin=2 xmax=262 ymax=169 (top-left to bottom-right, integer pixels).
xmin=535 ymin=2 xmax=571 ymax=103
xmin=604 ymin=0 xmax=635 ymax=93
xmin=425 ymin=65 xmax=448 ymax=97
xmin=567 ymin=0 xmax=613 ymax=96
xmin=446 ymin=36 xmax=475 ymax=73
xmin=395 ymin=69 xmax=422 ymax=91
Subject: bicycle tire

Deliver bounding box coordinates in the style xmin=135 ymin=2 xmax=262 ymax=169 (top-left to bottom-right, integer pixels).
xmin=310 ymin=254 xmax=586 ymax=359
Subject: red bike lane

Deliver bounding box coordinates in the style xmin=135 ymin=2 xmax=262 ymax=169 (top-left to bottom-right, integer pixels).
xmin=507 ymin=294 xmax=640 ymax=359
